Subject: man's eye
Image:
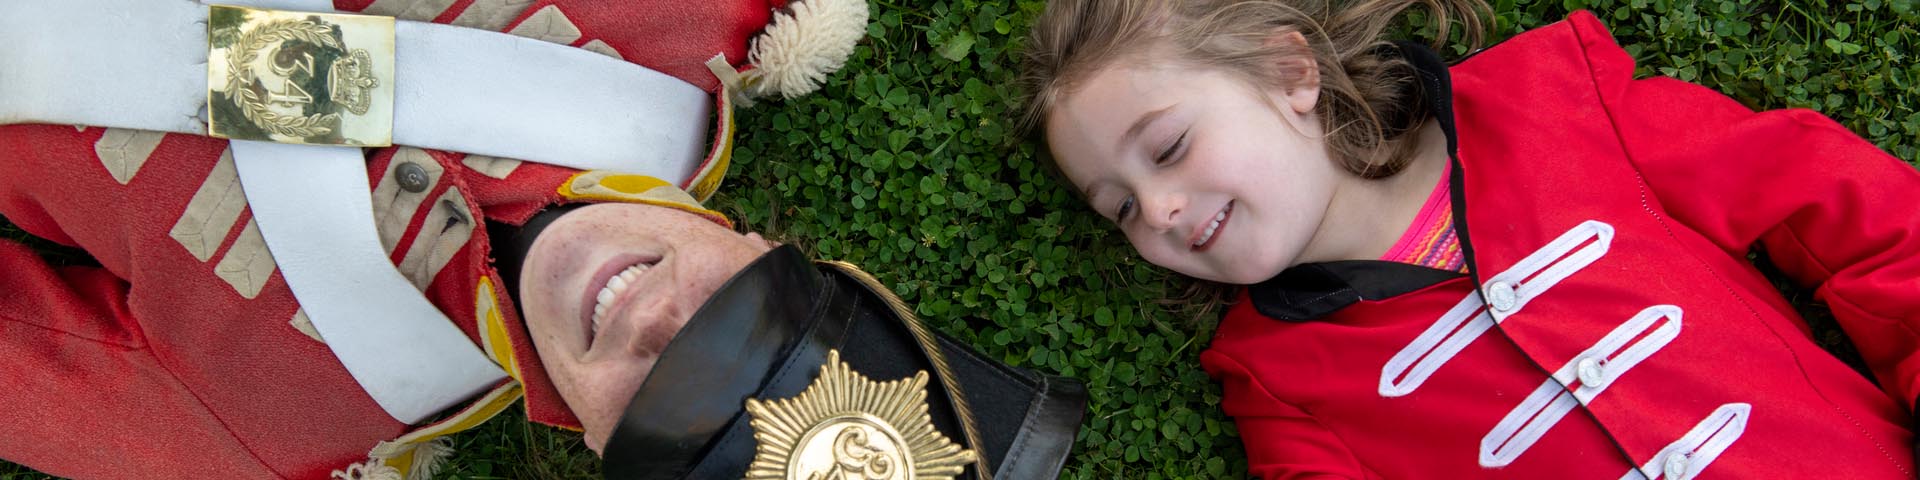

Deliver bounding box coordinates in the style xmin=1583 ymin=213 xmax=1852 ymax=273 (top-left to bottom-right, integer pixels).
xmin=1155 ymin=130 xmax=1188 ymax=165
xmin=1116 ymin=196 xmax=1135 ymax=221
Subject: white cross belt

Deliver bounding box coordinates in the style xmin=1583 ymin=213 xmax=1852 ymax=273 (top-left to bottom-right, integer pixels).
xmin=0 ymin=0 xmax=716 ymax=424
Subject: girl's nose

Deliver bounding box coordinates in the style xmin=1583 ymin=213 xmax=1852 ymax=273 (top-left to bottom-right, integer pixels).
xmin=1140 ymin=193 xmax=1184 ymax=232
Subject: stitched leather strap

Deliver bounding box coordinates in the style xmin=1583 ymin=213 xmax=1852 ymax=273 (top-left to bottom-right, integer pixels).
xmin=932 ymin=334 xmax=1088 ymax=479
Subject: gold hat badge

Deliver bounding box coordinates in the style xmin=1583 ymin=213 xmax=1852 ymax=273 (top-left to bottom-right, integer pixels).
xmin=744 ymin=350 xmax=978 ymax=480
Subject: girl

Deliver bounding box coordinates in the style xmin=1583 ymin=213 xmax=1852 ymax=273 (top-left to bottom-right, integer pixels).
xmin=1021 ymin=1 xmax=1920 ymax=478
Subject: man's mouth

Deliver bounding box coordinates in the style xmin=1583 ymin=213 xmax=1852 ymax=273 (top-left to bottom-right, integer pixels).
xmin=581 ymin=255 xmax=660 ymax=346
xmin=1192 ymin=201 xmax=1232 ymax=251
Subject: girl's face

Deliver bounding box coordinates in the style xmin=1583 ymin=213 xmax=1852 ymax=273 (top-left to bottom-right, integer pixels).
xmin=1046 ymin=60 xmax=1339 ymax=284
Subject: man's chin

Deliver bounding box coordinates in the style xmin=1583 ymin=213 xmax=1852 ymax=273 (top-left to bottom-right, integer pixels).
xmin=583 ymin=422 xmax=612 ymax=455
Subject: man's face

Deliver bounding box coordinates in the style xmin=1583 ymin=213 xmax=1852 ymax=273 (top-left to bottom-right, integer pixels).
xmin=517 ymin=203 xmax=773 ymax=453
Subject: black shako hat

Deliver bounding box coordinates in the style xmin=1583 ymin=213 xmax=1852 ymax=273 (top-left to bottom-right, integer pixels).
xmin=602 ymin=245 xmax=1088 ymax=479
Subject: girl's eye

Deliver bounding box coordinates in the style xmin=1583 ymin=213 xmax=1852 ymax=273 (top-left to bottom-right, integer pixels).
xmin=1116 ymin=196 xmax=1136 ymax=221
xmin=1155 ymin=130 xmax=1188 ymax=165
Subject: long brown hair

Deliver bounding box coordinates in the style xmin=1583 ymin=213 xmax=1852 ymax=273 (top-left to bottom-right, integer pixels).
xmin=1019 ymin=0 xmax=1488 ymax=178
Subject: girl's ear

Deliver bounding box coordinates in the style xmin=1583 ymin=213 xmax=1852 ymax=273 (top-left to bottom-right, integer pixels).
xmin=1270 ymin=30 xmax=1321 ymax=115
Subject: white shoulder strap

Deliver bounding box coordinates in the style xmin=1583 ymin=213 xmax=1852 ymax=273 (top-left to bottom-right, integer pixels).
xmin=0 ymin=0 xmax=716 ymax=423
xmin=233 ymin=140 xmax=505 ymax=424
xmin=0 ymin=0 xmax=711 ymax=175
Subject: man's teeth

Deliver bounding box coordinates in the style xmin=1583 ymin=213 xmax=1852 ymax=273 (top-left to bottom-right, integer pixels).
xmin=1195 ymin=210 xmax=1226 ymax=247
xmin=591 ymin=263 xmax=652 ymax=333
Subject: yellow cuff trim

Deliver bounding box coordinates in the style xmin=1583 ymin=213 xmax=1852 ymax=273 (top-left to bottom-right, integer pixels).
xmin=370 ymin=381 xmax=525 ymax=465
xmin=686 ymin=83 xmax=736 ymax=202
xmin=599 ymin=174 xmax=672 ymax=194
xmin=475 ymin=277 xmax=522 ymax=382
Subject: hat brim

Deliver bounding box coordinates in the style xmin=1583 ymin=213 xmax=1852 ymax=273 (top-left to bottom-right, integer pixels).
xmin=601 ymin=245 xmax=1087 ymax=479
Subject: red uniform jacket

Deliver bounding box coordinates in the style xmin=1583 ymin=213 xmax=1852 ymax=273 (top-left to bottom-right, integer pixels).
xmin=0 ymin=1 xmax=762 ymax=478
xmin=1202 ymin=12 xmax=1920 ymax=480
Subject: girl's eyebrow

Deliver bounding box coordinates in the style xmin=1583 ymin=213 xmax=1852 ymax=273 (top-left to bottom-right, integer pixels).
xmin=1120 ymin=105 xmax=1174 ymax=149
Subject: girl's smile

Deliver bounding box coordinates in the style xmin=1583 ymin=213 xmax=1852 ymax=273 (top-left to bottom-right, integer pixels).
xmin=1192 ymin=201 xmax=1231 ymax=251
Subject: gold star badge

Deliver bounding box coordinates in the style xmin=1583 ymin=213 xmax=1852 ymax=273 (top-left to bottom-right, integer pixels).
xmin=743 ymin=350 xmax=978 ymax=480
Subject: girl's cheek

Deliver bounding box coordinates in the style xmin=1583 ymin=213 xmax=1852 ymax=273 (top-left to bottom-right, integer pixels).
xmin=1127 ymin=236 xmax=1170 ymax=266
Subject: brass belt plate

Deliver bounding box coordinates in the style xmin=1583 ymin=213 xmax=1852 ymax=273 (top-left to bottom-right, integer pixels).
xmin=207 ymin=5 xmax=395 ymax=147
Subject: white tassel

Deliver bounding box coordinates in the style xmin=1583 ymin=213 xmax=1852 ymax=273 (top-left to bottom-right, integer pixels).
xmin=344 ymin=437 xmax=454 ymax=480
xmin=402 ymin=437 xmax=455 ymax=480
xmin=742 ymin=0 xmax=870 ymax=99
xmin=330 ymin=460 xmax=403 ymax=480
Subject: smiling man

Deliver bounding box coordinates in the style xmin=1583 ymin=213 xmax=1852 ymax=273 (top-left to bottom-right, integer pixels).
xmin=0 ymin=0 xmax=1084 ymax=478
xmin=507 ymin=203 xmax=778 ymax=452
xmin=492 ymin=202 xmax=1089 ymax=479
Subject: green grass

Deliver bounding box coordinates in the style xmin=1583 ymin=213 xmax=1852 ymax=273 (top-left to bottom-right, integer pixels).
xmin=7 ymin=0 xmax=1920 ymax=478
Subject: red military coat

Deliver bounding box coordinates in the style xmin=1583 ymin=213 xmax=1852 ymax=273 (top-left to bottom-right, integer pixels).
xmin=0 ymin=0 xmax=761 ymax=478
xmin=1202 ymin=11 xmax=1920 ymax=480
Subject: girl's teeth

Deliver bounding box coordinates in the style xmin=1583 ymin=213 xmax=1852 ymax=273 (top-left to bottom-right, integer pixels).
xmin=1195 ymin=211 xmax=1228 ymax=247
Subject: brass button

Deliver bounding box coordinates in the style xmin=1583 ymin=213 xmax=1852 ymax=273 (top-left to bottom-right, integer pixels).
xmin=397 ymin=162 xmax=430 ymax=193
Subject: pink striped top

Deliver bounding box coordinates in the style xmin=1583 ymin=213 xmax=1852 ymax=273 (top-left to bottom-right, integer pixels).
xmin=1379 ymin=169 xmax=1466 ymax=273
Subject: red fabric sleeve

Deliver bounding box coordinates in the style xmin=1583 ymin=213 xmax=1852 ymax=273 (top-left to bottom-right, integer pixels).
xmin=1574 ymin=14 xmax=1920 ymax=409
xmin=1202 ymin=350 xmax=1366 ymax=480
xmin=0 ymin=240 xmax=278 ymax=478
xmin=0 ymin=240 xmax=139 ymax=346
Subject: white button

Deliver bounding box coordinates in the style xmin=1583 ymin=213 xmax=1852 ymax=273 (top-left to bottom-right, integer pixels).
xmin=1663 ymin=453 xmax=1691 ymax=479
xmin=1576 ymin=357 xmax=1607 ymax=387
xmin=1485 ymin=281 xmax=1518 ymax=312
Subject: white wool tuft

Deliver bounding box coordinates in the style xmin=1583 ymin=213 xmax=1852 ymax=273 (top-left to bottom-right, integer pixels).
xmin=348 ymin=437 xmax=454 ymax=480
xmin=744 ymin=0 xmax=871 ymax=99
xmin=401 ymin=437 xmax=454 ymax=480
xmin=330 ymin=460 xmax=403 ymax=480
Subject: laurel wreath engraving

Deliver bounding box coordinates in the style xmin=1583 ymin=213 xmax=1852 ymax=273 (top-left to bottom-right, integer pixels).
xmin=222 ymin=19 xmax=343 ymax=138
xmin=742 ymin=350 xmax=975 ymax=480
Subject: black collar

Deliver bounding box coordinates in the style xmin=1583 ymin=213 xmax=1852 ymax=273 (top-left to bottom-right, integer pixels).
xmin=1245 ymin=42 xmax=1473 ymax=322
